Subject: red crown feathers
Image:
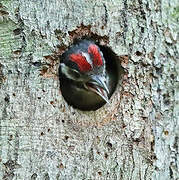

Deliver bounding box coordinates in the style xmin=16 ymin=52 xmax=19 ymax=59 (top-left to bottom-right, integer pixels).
xmin=88 ymin=44 xmax=103 ymax=67
xmin=69 ymin=44 xmax=103 ymax=72
xmin=70 ymin=53 xmax=92 ymax=72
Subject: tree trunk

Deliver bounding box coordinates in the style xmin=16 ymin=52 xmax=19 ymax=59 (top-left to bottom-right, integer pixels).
xmin=0 ymin=0 xmax=178 ymax=179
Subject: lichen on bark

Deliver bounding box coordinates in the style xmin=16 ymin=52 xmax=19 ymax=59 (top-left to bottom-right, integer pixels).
xmin=0 ymin=0 xmax=178 ymax=179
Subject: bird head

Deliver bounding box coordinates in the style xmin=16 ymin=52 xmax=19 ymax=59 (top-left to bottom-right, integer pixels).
xmin=59 ymin=40 xmax=110 ymax=103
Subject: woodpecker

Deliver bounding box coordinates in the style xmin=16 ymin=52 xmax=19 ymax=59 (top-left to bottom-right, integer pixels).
xmin=59 ymin=39 xmax=116 ymax=111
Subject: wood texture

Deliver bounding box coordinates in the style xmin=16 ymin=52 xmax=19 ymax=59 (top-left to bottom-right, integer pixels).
xmin=0 ymin=0 xmax=178 ymax=179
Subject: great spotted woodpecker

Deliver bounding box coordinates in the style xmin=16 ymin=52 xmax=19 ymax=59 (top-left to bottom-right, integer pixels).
xmin=59 ymin=39 xmax=116 ymax=111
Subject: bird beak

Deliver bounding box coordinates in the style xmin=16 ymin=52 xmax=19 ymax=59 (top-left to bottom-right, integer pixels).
xmin=85 ymin=76 xmax=110 ymax=104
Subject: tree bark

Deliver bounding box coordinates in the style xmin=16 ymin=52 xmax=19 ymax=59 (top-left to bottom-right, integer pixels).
xmin=0 ymin=0 xmax=178 ymax=179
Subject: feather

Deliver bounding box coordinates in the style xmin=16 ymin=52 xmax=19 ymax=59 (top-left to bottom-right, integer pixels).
xmin=88 ymin=44 xmax=103 ymax=66
xmin=70 ymin=53 xmax=92 ymax=72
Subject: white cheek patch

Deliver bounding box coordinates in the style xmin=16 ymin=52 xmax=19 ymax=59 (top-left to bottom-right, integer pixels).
xmin=81 ymin=52 xmax=93 ymax=68
xmin=60 ymin=63 xmax=77 ymax=80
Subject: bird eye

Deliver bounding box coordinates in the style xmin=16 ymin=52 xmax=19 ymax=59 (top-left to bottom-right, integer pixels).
xmin=70 ymin=69 xmax=81 ymax=79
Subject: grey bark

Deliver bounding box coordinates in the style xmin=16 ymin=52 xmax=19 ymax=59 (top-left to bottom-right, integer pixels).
xmin=0 ymin=0 xmax=178 ymax=180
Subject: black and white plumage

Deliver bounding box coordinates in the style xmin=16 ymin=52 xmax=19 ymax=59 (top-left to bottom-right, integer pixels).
xmin=59 ymin=39 xmax=117 ymax=111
